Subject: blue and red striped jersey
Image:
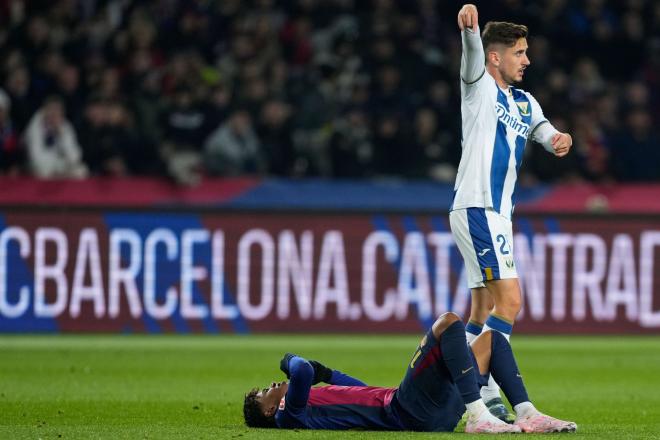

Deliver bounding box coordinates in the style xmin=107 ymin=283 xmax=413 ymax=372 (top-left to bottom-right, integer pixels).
xmin=275 ymin=357 xmax=405 ymax=430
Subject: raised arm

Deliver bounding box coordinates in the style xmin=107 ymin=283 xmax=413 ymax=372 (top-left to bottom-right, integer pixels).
xmin=458 ymin=4 xmax=484 ymax=84
xmin=280 ymin=352 xmax=367 ymax=387
xmin=281 ymin=354 xmax=315 ymax=409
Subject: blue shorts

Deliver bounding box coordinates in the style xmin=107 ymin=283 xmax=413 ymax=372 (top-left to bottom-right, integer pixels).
xmin=391 ymin=330 xmax=472 ymax=432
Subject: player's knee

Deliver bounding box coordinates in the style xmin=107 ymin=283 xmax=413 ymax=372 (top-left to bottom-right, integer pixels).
xmin=432 ymin=312 xmax=462 ymax=338
xmin=441 ymin=312 xmax=461 ymax=325
xmin=500 ymin=296 xmax=521 ymax=316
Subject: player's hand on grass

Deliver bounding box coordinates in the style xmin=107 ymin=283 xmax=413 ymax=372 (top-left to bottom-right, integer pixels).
xmin=279 ymin=352 xmax=296 ymax=378
xmin=309 ymin=360 xmax=333 ymax=385
xmin=551 ymin=132 xmax=572 ymax=157
xmin=458 ymin=4 xmax=478 ymax=32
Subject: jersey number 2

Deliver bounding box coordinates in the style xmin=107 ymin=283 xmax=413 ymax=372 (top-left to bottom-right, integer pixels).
xmin=496 ymin=234 xmax=511 ymax=255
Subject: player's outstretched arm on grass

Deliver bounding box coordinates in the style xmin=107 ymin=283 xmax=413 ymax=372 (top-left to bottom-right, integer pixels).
xmin=458 ymin=4 xmax=485 ymax=85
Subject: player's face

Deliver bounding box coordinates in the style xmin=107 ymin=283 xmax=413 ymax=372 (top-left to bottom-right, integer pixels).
xmin=499 ymin=38 xmax=530 ymax=84
xmin=257 ymin=381 xmax=288 ymax=415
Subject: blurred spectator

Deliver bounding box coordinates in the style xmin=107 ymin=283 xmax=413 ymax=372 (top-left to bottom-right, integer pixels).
xmin=610 ymin=107 xmax=660 ymax=182
xmin=79 ymin=98 xmax=160 ymax=177
xmin=0 ymin=89 xmax=21 ymax=174
xmin=4 ymin=65 xmax=36 ymax=131
xmin=411 ymin=107 xmax=459 ymax=183
xmin=24 ymin=96 xmax=87 ymax=179
xmin=571 ymin=108 xmax=611 ymax=181
xmin=257 ymin=100 xmax=295 ymax=176
xmin=79 ymin=97 xmax=122 ymax=175
xmin=329 ymin=107 xmax=374 ymax=177
xmin=372 ymin=113 xmax=409 ymax=177
xmin=204 ymin=109 xmax=265 ymax=176
xmin=56 ymin=63 xmax=83 ymax=126
xmin=159 ymin=85 xmax=209 ymax=185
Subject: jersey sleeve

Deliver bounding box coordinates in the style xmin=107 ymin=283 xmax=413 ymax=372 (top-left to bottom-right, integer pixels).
xmin=526 ymin=92 xmax=558 ymax=153
xmin=329 ymin=370 xmax=367 ymax=387
xmin=461 ymin=27 xmax=486 ymax=86
xmin=284 ymin=356 xmax=315 ymax=410
xmin=526 ymin=92 xmax=549 ymax=133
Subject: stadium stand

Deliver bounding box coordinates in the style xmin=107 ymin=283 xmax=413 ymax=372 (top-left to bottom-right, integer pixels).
xmin=0 ymin=0 xmax=658 ymax=183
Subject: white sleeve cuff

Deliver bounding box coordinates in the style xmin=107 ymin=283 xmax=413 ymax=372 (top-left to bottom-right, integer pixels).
xmin=531 ymin=121 xmax=559 ymax=153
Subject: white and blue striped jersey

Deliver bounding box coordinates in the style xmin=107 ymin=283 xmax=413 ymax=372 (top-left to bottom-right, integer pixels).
xmin=451 ymin=28 xmax=548 ymax=219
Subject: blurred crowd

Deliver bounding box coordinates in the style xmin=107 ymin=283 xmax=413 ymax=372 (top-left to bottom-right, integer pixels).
xmin=0 ymin=0 xmax=658 ymax=185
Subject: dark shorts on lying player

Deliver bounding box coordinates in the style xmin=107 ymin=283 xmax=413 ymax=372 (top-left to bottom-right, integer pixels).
xmin=275 ymin=329 xmax=486 ymax=431
xmin=393 ymin=328 xmax=488 ymax=431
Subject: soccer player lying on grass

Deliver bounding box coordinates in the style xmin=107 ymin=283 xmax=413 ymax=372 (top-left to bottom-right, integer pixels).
xmin=243 ymin=312 xmax=576 ymax=433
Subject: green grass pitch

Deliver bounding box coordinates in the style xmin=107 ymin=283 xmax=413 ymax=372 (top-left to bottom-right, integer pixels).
xmin=1 ymin=334 xmax=659 ymax=439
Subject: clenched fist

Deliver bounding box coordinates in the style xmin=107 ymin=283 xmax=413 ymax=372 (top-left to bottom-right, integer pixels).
xmin=551 ymin=132 xmax=572 ymax=157
xmin=458 ymin=4 xmax=479 ymax=32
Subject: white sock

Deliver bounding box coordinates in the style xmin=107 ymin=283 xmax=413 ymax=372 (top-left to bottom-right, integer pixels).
xmin=481 ymin=375 xmax=501 ymax=402
xmin=466 ymin=399 xmax=507 ymax=425
xmin=465 ymin=320 xmax=482 ymax=344
xmin=483 ymin=323 xmax=511 ymax=342
xmin=465 ymin=399 xmax=488 ymax=419
xmin=514 ymin=401 xmax=537 ymax=418
xmin=479 ymin=324 xmax=511 ymax=402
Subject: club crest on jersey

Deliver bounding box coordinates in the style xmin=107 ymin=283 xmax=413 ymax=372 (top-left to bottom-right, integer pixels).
xmin=496 ymin=102 xmax=530 ymax=138
xmin=279 ymin=397 xmax=286 ymax=410
xmin=516 ymin=101 xmax=530 ymax=116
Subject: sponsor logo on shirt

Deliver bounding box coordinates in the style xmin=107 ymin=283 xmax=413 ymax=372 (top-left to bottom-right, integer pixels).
xmin=516 ymin=101 xmax=530 ymax=116
xmin=496 ymin=102 xmax=530 ymax=138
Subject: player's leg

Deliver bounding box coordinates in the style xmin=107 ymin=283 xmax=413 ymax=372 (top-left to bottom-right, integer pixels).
xmin=479 ymin=210 xmax=520 ymax=421
xmin=459 ymin=288 xmax=514 ymax=422
xmin=450 ymin=208 xmax=517 ymax=422
xmin=432 ymin=314 xmax=520 ymax=434
xmin=449 ymin=210 xmax=490 ymax=344
xmin=473 ymin=330 xmax=577 ymax=433
xmin=479 ymin=209 xmax=521 ymax=343
xmin=484 ymin=278 xmax=521 ymax=327
xmin=394 ymin=313 xmax=520 ymax=433
xmin=479 ymin=278 xmax=521 ymax=421
xmin=465 ymin=287 xmax=492 ymax=344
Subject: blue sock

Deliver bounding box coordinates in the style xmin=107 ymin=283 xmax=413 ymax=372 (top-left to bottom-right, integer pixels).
xmin=488 ymin=331 xmax=529 ymax=407
xmin=465 ymin=320 xmax=483 ymax=343
xmin=484 ymin=314 xmax=513 ymax=339
xmin=440 ymin=320 xmax=481 ymax=404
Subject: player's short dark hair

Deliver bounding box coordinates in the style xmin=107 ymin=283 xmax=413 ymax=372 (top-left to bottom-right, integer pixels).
xmin=482 ymin=21 xmax=528 ymax=50
xmin=243 ymin=388 xmax=277 ymax=428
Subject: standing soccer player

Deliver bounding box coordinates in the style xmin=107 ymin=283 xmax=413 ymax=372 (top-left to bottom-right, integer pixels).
xmin=450 ymin=4 xmax=573 ymax=421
